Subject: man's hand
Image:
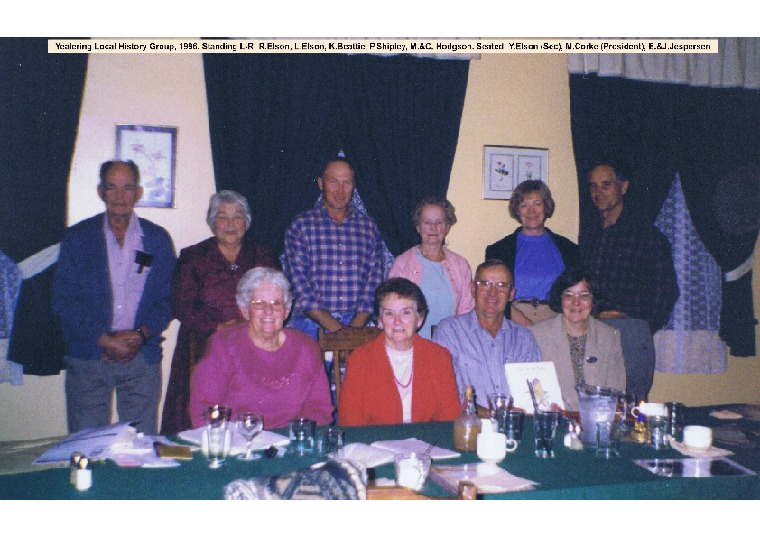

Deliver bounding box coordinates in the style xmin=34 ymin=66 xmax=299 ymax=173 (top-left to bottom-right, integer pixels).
xmin=98 ymin=330 xmax=142 ymax=363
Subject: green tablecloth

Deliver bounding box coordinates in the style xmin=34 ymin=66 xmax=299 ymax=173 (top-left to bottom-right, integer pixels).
xmin=2 ymin=405 xmax=759 ymax=500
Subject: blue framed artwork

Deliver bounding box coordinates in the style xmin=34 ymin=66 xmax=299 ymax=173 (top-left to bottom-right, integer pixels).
xmin=116 ymin=124 xmax=177 ymax=208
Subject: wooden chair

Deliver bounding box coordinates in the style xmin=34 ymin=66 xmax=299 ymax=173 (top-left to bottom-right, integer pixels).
xmin=318 ymin=326 xmax=382 ymax=403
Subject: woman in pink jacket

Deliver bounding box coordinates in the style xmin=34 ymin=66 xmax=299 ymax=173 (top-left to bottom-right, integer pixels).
xmin=388 ymin=196 xmax=473 ymax=339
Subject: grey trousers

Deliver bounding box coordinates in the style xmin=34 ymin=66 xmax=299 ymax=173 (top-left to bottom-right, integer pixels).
xmin=599 ymin=317 xmax=655 ymax=400
xmin=64 ymin=352 xmax=161 ymax=435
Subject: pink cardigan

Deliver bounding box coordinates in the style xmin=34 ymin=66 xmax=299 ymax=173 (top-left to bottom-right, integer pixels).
xmin=388 ymin=246 xmax=474 ymax=315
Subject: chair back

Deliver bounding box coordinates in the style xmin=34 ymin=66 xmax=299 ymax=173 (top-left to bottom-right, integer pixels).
xmin=318 ymin=326 xmax=382 ymax=403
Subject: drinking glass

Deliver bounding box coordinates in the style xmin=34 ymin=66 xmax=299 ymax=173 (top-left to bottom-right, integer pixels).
xmin=289 ymin=418 xmax=316 ymax=455
xmin=323 ymin=427 xmax=345 ymax=459
xmin=596 ymin=421 xmax=621 ymax=458
xmin=487 ymin=393 xmax=513 ymax=434
xmin=616 ymin=392 xmax=637 ymax=432
xmin=237 ymin=411 xmax=264 ymax=461
xmin=533 ymin=410 xmax=560 ymax=458
xmin=648 ymin=415 xmax=669 ymax=450
xmin=505 ymin=410 xmax=524 ymax=441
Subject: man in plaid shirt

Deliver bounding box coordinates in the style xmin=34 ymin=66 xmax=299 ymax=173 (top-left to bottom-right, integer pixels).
xmin=284 ymin=157 xmax=384 ymax=341
xmin=580 ymin=163 xmax=678 ymax=400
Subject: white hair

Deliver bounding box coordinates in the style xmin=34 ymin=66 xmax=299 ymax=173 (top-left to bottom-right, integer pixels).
xmin=207 ymin=190 xmax=252 ymax=231
xmin=236 ymin=267 xmax=293 ymax=310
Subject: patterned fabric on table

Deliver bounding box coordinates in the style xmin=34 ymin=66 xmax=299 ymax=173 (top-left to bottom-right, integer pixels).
xmin=654 ymin=175 xmax=726 ymax=373
xmin=224 ymin=459 xmax=367 ymax=500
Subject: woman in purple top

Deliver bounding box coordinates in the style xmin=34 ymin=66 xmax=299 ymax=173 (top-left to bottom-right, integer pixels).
xmin=188 ymin=267 xmax=333 ymax=429
xmin=160 ymin=191 xmax=278 ymax=434
xmin=485 ymin=181 xmax=579 ymax=326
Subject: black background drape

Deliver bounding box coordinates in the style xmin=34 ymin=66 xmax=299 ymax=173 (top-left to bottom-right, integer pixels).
xmin=0 ymin=38 xmax=88 ymax=375
xmin=202 ymin=53 xmax=469 ymax=259
xmin=570 ymin=74 xmax=760 ymax=355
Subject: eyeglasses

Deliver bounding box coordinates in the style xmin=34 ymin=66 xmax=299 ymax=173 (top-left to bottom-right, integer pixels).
xmin=561 ymin=291 xmax=593 ymax=302
xmin=475 ymin=280 xmax=512 ymax=292
xmin=249 ymin=299 xmax=286 ymax=311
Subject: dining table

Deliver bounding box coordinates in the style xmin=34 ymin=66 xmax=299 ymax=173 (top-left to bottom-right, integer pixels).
xmin=2 ymin=404 xmax=759 ymax=500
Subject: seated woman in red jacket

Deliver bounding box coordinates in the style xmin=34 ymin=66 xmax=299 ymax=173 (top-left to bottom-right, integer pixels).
xmin=338 ymin=277 xmax=460 ymax=426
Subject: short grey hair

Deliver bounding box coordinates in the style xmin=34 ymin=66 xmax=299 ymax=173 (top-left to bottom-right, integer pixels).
xmin=236 ymin=267 xmax=293 ymax=310
xmin=207 ymin=190 xmax=252 ymax=231
xmin=411 ymin=195 xmax=457 ymax=228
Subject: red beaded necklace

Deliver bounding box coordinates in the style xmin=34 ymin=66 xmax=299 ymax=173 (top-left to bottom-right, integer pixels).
xmin=388 ymin=352 xmax=414 ymax=389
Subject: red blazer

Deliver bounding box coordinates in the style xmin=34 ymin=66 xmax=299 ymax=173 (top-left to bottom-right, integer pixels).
xmin=338 ymin=334 xmax=461 ymax=426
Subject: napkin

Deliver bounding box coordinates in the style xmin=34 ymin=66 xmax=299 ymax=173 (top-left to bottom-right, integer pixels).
xmin=369 ymin=438 xmax=461 ymax=460
xmin=669 ymin=439 xmax=733 ymax=459
xmin=430 ymin=463 xmax=537 ymax=494
xmin=178 ymin=427 xmax=290 ymax=455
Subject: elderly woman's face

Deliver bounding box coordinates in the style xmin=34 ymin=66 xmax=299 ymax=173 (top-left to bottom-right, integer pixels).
xmin=517 ymin=192 xmax=547 ymax=232
xmin=561 ymin=280 xmax=593 ymax=326
xmin=241 ymin=282 xmax=290 ymax=341
xmin=416 ymin=204 xmax=450 ymax=248
xmin=214 ymin=201 xmax=247 ymax=248
xmin=378 ymin=293 xmax=423 ymax=351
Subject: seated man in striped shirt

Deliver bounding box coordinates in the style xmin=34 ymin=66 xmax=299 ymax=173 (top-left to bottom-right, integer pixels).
xmin=433 ymin=259 xmax=542 ymax=413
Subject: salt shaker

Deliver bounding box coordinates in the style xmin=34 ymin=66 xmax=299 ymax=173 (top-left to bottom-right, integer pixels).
xmin=69 ymin=451 xmax=85 ymax=485
xmin=72 ymin=455 xmax=92 ymax=491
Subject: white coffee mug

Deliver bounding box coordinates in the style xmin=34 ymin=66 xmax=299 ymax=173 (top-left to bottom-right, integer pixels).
xmin=631 ymin=402 xmax=668 ymax=418
xmin=477 ymin=419 xmax=517 ymax=464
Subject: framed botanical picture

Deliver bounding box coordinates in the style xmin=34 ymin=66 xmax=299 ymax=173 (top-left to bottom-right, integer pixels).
xmin=483 ymin=145 xmax=548 ymax=200
xmin=116 ymin=125 xmax=177 ymax=208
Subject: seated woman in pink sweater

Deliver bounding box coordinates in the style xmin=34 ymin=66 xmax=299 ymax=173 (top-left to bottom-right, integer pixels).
xmin=338 ymin=277 xmax=460 ymax=426
xmin=189 ymin=267 xmax=333 ymax=429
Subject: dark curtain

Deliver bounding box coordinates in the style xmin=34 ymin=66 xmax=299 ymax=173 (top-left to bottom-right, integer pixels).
xmin=570 ymin=73 xmax=760 ymax=356
xmin=0 ymin=38 xmax=88 ymax=374
xmin=202 ymin=53 xmax=469 ymax=258
xmin=333 ymin=55 xmax=470 ymax=255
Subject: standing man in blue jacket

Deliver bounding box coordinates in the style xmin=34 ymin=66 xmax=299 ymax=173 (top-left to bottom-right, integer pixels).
xmin=53 ymin=160 xmax=176 ymax=434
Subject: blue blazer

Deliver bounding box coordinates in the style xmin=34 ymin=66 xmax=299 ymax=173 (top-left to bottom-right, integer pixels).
xmin=53 ymin=213 xmax=176 ymax=364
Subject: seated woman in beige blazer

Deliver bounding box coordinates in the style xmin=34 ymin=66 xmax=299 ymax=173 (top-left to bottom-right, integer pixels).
xmin=529 ymin=267 xmax=625 ymax=411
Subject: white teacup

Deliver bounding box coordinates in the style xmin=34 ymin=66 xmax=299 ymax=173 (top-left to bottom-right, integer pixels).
xmin=683 ymin=425 xmax=712 ymax=451
xmin=631 ymin=402 xmax=668 ymax=418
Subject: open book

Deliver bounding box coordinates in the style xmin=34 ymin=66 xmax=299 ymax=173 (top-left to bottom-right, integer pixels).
xmin=340 ymin=438 xmax=460 ymax=468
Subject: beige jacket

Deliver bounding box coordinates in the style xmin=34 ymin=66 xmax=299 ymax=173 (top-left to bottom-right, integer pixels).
xmin=529 ymin=314 xmax=625 ymax=411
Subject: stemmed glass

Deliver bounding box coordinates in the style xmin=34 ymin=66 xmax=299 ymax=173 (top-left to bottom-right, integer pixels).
xmin=236 ymin=411 xmax=264 ymax=461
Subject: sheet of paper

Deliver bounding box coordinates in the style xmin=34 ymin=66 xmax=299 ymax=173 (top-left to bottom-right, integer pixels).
xmin=34 ymin=422 xmax=136 ymax=465
xmin=370 ymin=438 xmax=460 ymax=459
